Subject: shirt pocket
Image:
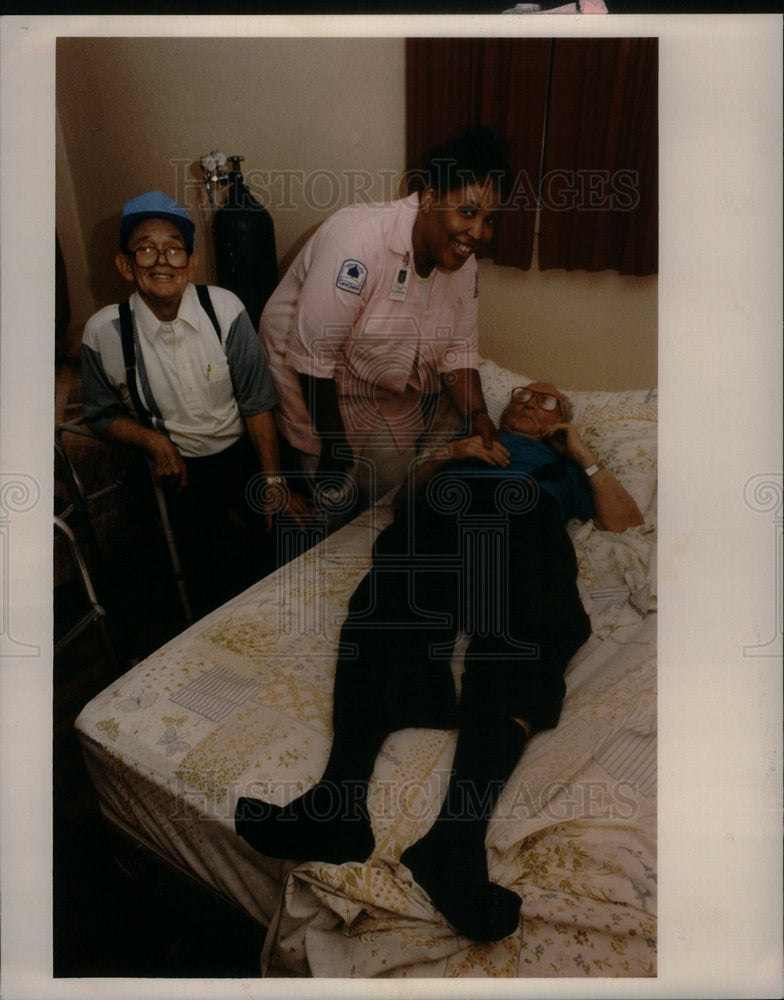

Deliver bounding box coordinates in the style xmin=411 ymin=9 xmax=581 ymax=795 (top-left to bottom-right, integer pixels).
xmin=207 ymin=369 xmax=234 ymax=411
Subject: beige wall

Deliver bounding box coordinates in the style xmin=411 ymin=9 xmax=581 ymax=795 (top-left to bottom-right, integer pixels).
xmin=56 ymin=35 xmax=657 ymax=392
xmin=478 ymin=259 xmax=657 ymax=391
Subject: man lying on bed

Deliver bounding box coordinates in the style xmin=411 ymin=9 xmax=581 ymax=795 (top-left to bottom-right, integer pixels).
xmin=236 ymin=381 xmax=643 ymax=942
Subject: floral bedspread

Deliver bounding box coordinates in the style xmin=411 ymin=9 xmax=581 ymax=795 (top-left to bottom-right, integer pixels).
xmin=259 ymin=614 xmax=656 ymax=978
xmin=75 ymin=362 xmax=658 ymax=978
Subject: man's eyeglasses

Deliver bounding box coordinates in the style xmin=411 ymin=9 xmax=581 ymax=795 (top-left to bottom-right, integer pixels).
xmin=129 ymin=246 xmax=190 ymax=268
xmin=510 ymin=386 xmax=562 ymax=412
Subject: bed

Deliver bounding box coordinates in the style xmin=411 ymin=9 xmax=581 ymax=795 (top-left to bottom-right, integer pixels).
xmin=74 ymin=356 xmax=658 ymax=978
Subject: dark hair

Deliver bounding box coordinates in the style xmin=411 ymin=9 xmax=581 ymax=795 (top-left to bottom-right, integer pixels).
xmin=407 ymin=125 xmax=513 ymax=202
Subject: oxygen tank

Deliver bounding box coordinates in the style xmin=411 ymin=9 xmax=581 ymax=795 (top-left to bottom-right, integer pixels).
xmin=212 ymin=156 xmax=278 ymax=331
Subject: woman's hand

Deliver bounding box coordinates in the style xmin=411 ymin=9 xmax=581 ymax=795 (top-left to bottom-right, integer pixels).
xmin=435 ymin=434 xmax=511 ymax=467
xmin=395 ymin=433 xmax=509 ymax=506
xmin=469 ymin=410 xmax=501 ymax=450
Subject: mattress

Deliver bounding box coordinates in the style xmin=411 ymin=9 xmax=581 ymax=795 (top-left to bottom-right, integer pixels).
xmin=75 ymin=359 xmax=658 ymax=977
xmin=75 ymin=516 xmax=656 ymax=977
xmin=76 ymin=504 xmax=387 ymax=930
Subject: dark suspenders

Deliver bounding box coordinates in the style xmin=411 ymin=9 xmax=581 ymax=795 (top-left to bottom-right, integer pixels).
xmin=118 ymin=285 xmax=221 ymax=428
xmin=195 ymin=284 xmax=221 ymax=341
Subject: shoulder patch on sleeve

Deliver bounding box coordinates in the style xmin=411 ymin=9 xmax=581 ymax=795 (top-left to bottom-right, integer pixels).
xmin=336 ymin=259 xmax=368 ymax=295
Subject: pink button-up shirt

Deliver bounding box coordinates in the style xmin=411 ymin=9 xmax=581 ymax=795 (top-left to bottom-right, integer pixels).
xmin=259 ymin=194 xmax=479 ymax=457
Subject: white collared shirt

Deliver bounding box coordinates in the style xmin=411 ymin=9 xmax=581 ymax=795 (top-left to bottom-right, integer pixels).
xmin=131 ymin=288 xmax=242 ymax=455
xmin=82 ymin=284 xmax=277 ymax=457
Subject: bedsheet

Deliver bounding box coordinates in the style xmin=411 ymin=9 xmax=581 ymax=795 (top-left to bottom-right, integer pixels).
xmin=75 ymin=503 xmax=656 ymax=979
xmin=261 ymin=613 xmax=656 ymax=978
xmin=76 ymin=503 xmax=388 ymax=930
xmin=75 ymin=360 xmax=658 ymax=977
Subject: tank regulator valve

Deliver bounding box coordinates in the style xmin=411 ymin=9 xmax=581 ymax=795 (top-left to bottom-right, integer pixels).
xmin=199 ymin=149 xmax=228 ymax=206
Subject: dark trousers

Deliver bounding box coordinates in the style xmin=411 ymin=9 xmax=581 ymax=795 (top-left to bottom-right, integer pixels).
xmin=332 ymin=473 xmax=592 ymax=737
xmin=161 ymin=435 xmax=278 ymax=616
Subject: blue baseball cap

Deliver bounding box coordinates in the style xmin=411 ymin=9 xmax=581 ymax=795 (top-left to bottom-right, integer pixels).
xmin=119 ymin=191 xmax=195 ymax=254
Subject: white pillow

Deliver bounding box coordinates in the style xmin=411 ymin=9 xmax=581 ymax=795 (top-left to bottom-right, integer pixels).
xmin=476 ymin=356 xmax=534 ymax=425
xmin=577 ymin=417 xmax=658 ymax=522
xmin=477 ymin=355 xmax=658 ymax=425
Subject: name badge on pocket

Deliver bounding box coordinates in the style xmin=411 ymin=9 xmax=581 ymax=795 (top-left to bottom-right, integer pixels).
xmin=389 ymin=253 xmax=411 ymax=302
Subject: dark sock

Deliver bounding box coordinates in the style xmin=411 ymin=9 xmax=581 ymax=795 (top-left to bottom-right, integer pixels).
xmin=235 ymin=728 xmax=385 ymax=864
xmin=400 ymin=714 xmax=528 ymax=941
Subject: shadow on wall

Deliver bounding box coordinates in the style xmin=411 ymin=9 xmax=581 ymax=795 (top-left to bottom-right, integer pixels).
xmin=90 ymin=212 xmax=135 ymax=309
xmin=274 ymin=175 xmax=410 ymax=279
xmin=276 ymin=221 xmax=321 ymax=278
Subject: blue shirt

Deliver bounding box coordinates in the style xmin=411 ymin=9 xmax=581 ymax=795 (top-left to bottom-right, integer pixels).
xmin=446 ymin=431 xmax=595 ymax=524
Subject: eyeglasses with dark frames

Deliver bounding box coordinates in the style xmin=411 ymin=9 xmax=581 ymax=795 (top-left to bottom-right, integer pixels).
xmin=510 ymin=386 xmax=562 ymax=413
xmin=128 ymin=245 xmax=190 ymax=268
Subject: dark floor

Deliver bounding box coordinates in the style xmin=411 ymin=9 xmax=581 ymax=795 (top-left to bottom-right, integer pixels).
xmin=53 ymin=515 xmax=266 ymax=978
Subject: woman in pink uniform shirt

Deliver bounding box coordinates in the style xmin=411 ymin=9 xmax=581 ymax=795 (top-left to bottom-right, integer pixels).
xmin=259 ymin=126 xmax=512 ymax=525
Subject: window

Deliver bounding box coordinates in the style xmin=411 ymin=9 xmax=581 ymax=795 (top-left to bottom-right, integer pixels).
xmin=405 ymin=37 xmax=658 ymax=276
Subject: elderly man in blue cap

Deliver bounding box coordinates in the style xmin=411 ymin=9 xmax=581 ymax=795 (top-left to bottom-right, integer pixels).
xmin=81 ymin=191 xmax=309 ymax=616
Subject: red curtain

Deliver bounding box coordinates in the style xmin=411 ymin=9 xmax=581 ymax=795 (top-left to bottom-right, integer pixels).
xmin=405 ymin=38 xmax=551 ymax=270
xmin=538 ymin=38 xmax=658 ymax=276
xmin=405 ymin=37 xmax=658 ymax=276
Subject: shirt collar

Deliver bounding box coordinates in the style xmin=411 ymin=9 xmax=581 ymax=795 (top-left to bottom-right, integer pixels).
xmin=131 ymin=283 xmax=201 ymax=344
xmin=387 ymin=193 xmax=421 ymax=258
